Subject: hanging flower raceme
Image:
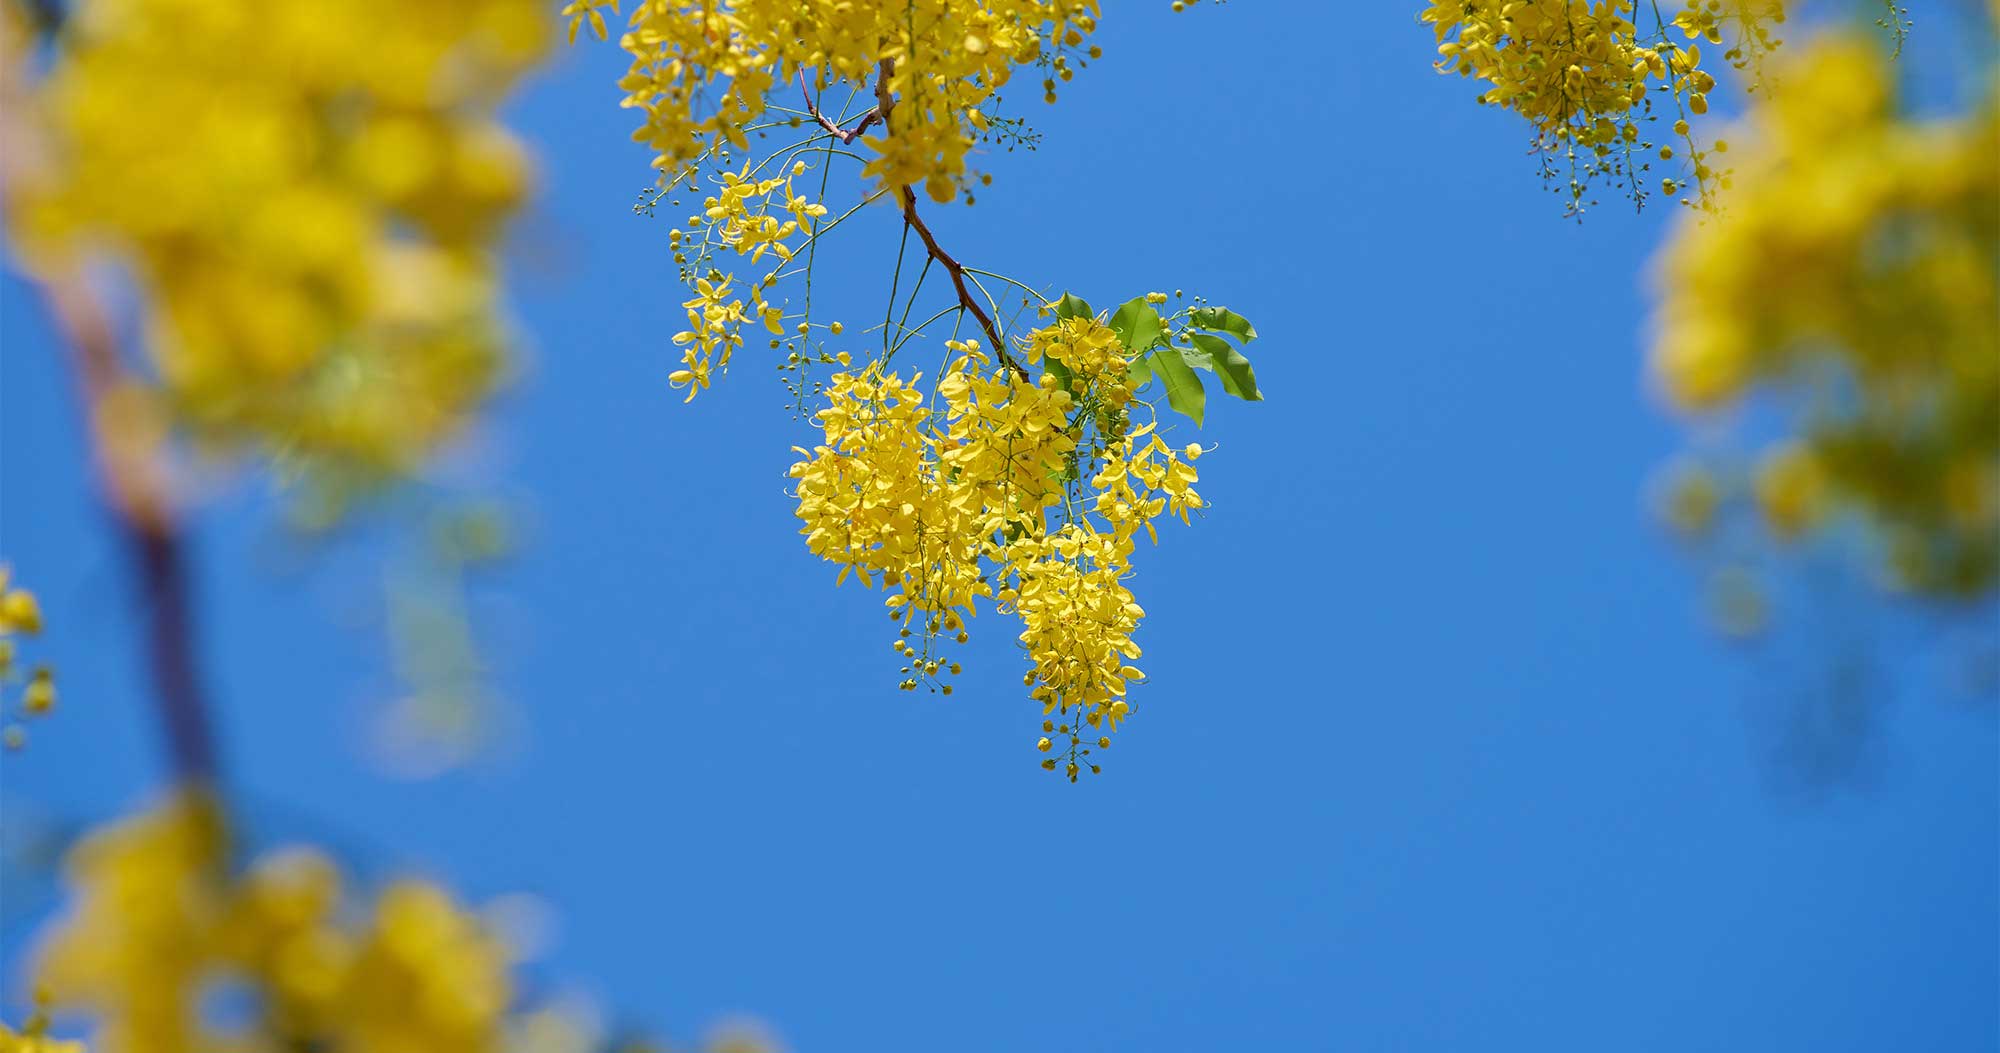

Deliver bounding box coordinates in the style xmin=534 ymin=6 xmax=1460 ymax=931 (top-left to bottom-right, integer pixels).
xmin=1420 ymin=0 xmax=1769 ymax=214
xmin=999 ymin=524 xmax=1144 ymax=779
xmin=567 ymin=2 xmax=1264 ymax=775
xmin=1650 ymin=35 xmax=1999 ymax=597
xmin=783 ymin=293 xmax=1250 ymax=778
xmin=664 ymin=161 xmax=824 ymax=401
xmin=939 ymin=345 xmax=1078 ymax=537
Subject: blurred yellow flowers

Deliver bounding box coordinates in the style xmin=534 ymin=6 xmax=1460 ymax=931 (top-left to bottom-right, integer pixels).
xmin=1651 ymin=36 xmax=1998 ymax=596
xmin=25 ymin=793 xmax=588 ymax=1053
xmin=7 ymin=0 xmax=548 ymax=491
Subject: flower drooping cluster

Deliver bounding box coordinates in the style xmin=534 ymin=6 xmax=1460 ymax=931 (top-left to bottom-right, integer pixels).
xmin=9 ymin=0 xmax=548 ymax=490
xmin=1002 ymin=525 xmax=1142 ymax=762
xmin=27 ymin=793 xmax=599 ymax=1053
xmin=665 ymin=162 xmax=827 ymax=401
xmin=569 ymin=0 xmax=1100 ymax=204
xmin=789 ymin=309 xmax=1213 ymax=777
xmin=565 ymin=4 xmax=1262 ymax=769
xmin=0 ymin=566 xmax=54 ymax=752
xmin=1421 ymin=0 xmax=1759 ymax=214
xmin=1651 ymin=37 xmax=1999 ymax=596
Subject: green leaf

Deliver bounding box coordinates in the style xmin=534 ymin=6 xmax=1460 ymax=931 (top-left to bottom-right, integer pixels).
xmin=1109 ymin=297 xmax=1166 ymax=353
xmin=1184 ymin=333 xmax=1263 ymax=401
xmin=1044 ymin=354 xmax=1075 ymax=393
xmin=1148 ymin=349 xmax=1205 ymax=426
xmin=1052 ymin=292 xmax=1094 ymax=322
xmin=1123 ymin=357 xmax=1152 ymax=388
xmin=1188 ymin=306 xmax=1258 ymax=346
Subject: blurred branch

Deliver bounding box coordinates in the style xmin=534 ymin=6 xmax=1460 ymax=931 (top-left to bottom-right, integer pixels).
xmin=43 ymin=271 xmax=220 ymax=786
xmin=858 ymin=57 xmax=1026 ymax=379
xmin=0 ymin=32 xmax=221 ymax=787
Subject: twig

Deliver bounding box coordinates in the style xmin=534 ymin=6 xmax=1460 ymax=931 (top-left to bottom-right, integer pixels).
xmin=798 ymin=59 xmax=1029 ymax=376
xmin=898 ymin=188 xmax=1027 ymax=379
xmin=797 ymin=70 xmax=880 ymax=144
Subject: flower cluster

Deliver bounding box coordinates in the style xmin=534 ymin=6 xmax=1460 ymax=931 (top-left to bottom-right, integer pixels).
xmin=1003 ymin=525 xmax=1142 ymax=777
xmin=789 ymin=313 xmax=1208 ymax=777
xmin=1672 ymin=1 xmax=1787 ymax=79
xmin=1650 ymin=37 xmax=1998 ymax=596
xmin=0 ymin=996 xmax=84 ymax=1053
xmin=9 ymin=0 xmax=548 ymax=491
xmin=1024 ymin=314 xmax=1129 ymax=391
xmin=568 ymin=0 xmax=1100 ymax=204
xmin=25 ymin=794 xmax=597 ymax=1053
xmin=1420 ymin=0 xmax=1755 ymax=214
xmin=0 ymin=566 xmax=54 ymax=752
xmin=565 ymin=5 xmax=1258 ymax=769
xmin=570 ymin=0 xmax=1103 ymax=401
xmin=666 ymin=162 xmax=826 ymax=401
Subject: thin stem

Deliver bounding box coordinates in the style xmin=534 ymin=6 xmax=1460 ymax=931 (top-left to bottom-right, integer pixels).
xmin=798 ymin=70 xmax=880 ymax=144
xmin=963 ymin=266 xmax=1050 ymax=303
xmin=883 ymin=218 xmax=912 ymax=356
xmin=888 ymin=303 xmax=963 ymax=360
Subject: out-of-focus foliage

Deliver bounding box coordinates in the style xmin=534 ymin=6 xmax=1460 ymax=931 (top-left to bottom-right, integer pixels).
xmin=1651 ymin=35 xmax=1998 ymax=600
xmin=0 ymin=566 xmax=55 ymax=752
xmin=0 ymin=993 xmax=84 ymax=1053
xmin=370 ymin=503 xmax=520 ymax=779
xmin=1420 ymin=0 xmax=1784 ymax=214
xmin=5 ymin=0 xmax=546 ymax=495
xmin=22 ymin=793 xmax=625 ymax=1053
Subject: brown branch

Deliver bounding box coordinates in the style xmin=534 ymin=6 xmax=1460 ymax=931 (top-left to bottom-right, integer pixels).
xmin=797 ymin=70 xmax=880 ymax=144
xmin=2 ymin=45 xmax=220 ymax=787
xmin=45 ymin=272 xmax=221 ymax=787
xmin=898 ymin=187 xmax=1027 ymax=379
xmin=127 ymin=510 xmax=219 ymax=784
xmin=802 ymin=59 xmax=1025 ymax=375
xmin=864 ymin=59 xmax=1027 ymax=378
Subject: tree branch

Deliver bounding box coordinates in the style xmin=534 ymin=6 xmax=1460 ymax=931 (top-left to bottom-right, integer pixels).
xmin=47 ymin=272 xmax=222 ymax=787
xmin=898 ymin=188 xmax=1027 ymax=379
xmin=803 ymin=60 xmax=1029 ymax=374
xmin=797 ymin=70 xmax=880 ymax=144
xmin=2 ymin=50 xmax=221 ymax=787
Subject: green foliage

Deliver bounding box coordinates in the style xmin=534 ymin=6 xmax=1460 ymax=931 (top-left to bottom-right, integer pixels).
xmin=1096 ymin=296 xmax=1264 ymax=427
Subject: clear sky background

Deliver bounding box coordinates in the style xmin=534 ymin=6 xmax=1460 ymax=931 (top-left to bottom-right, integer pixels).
xmin=3 ymin=4 xmax=1996 ymax=1050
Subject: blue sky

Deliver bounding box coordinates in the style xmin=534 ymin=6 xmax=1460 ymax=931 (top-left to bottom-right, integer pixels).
xmin=3 ymin=4 xmax=1996 ymax=1050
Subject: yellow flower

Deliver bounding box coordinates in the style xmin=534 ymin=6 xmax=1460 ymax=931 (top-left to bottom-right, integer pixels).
xmin=0 ymin=565 xmax=54 ymax=742
xmin=784 ymin=311 xmax=1214 ymax=770
xmin=1651 ymin=36 xmax=1999 ymax=596
xmin=1421 ymin=0 xmax=1774 ymax=213
xmin=25 ymin=794 xmax=577 ymax=1052
xmin=10 ymin=0 xmax=547 ymax=493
